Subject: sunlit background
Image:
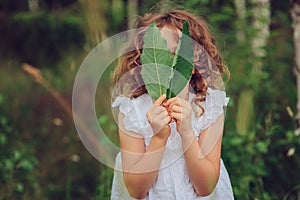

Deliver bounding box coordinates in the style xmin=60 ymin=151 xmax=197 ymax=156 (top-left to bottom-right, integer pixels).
xmin=0 ymin=0 xmax=299 ymax=199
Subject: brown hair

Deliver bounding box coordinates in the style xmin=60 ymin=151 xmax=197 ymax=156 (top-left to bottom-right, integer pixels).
xmin=113 ymin=10 xmax=229 ymax=116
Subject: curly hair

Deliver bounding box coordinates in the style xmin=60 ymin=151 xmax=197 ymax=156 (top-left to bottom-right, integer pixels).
xmin=113 ymin=10 xmax=229 ymax=117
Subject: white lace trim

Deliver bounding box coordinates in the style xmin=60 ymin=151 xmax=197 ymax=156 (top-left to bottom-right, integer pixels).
xmin=112 ymin=94 xmax=153 ymax=138
xmin=112 ymin=88 xmax=229 ymax=137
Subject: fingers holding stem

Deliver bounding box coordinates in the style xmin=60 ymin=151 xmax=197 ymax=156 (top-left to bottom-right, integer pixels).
xmin=164 ymin=97 xmax=183 ymax=122
xmin=147 ymin=96 xmax=185 ymax=131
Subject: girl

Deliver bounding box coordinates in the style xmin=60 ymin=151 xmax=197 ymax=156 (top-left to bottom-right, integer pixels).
xmin=111 ymin=10 xmax=234 ymax=199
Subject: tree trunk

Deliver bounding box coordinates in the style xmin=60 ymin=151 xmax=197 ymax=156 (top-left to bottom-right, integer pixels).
xmin=28 ymin=0 xmax=39 ymax=11
xmin=234 ymin=0 xmax=270 ymax=135
xmin=127 ymin=0 xmax=138 ymax=29
xmin=234 ymin=0 xmax=251 ymax=135
xmin=250 ymin=0 xmax=271 ymax=71
xmin=291 ymin=1 xmax=300 ymax=159
xmin=83 ymin=0 xmax=108 ymax=46
xmin=234 ymin=0 xmax=246 ymax=41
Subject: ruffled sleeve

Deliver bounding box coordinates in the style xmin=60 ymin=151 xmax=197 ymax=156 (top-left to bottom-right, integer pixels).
xmin=112 ymin=94 xmax=154 ymax=138
xmin=200 ymin=88 xmax=229 ymax=131
xmin=192 ymin=88 xmax=229 ymax=135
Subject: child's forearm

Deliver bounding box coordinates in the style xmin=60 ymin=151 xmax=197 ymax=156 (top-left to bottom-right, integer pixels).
xmin=181 ymin=131 xmax=220 ymax=197
xmin=123 ymin=134 xmax=168 ymax=199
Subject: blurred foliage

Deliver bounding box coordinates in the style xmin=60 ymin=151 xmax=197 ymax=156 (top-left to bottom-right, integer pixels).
xmin=0 ymin=11 xmax=85 ymax=68
xmin=0 ymin=0 xmax=299 ymax=199
xmin=0 ymin=99 xmax=40 ymax=199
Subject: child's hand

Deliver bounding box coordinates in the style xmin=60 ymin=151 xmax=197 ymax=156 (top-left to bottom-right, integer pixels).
xmin=164 ymin=97 xmax=193 ymax=136
xmin=146 ymin=94 xmax=171 ymax=140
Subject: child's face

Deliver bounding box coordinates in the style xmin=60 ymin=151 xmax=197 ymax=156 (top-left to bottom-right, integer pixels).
xmin=160 ymin=26 xmax=190 ymax=99
xmin=159 ymin=25 xmax=181 ymax=57
xmin=159 ymin=26 xmax=197 ymax=75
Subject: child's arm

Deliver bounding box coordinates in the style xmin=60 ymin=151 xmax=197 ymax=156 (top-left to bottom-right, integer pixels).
xmin=165 ymin=97 xmax=223 ymax=196
xmin=118 ymin=94 xmax=171 ymax=199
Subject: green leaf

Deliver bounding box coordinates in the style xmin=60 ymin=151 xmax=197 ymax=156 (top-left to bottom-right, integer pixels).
xmin=167 ymin=21 xmax=194 ymax=98
xmin=141 ymin=21 xmax=194 ymax=100
xmin=141 ymin=23 xmax=173 ymax=100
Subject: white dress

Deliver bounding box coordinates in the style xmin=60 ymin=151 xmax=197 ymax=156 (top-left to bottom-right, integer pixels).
xmin=111 ymin=88 xmax=234 ymax=200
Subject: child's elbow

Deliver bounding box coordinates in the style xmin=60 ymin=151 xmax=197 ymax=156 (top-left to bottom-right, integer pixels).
xmin=127 ymin=186 xmax=148 ymax=199
xmin=195 ymin=187 xmax=215 ymax=197
xmin=194 ymin=180 xmax=218 ymax=197
xmin=124 ymin=178 xmax=149 ymax=199
xmin=130 ymin=193 xmax=147 ymax=199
